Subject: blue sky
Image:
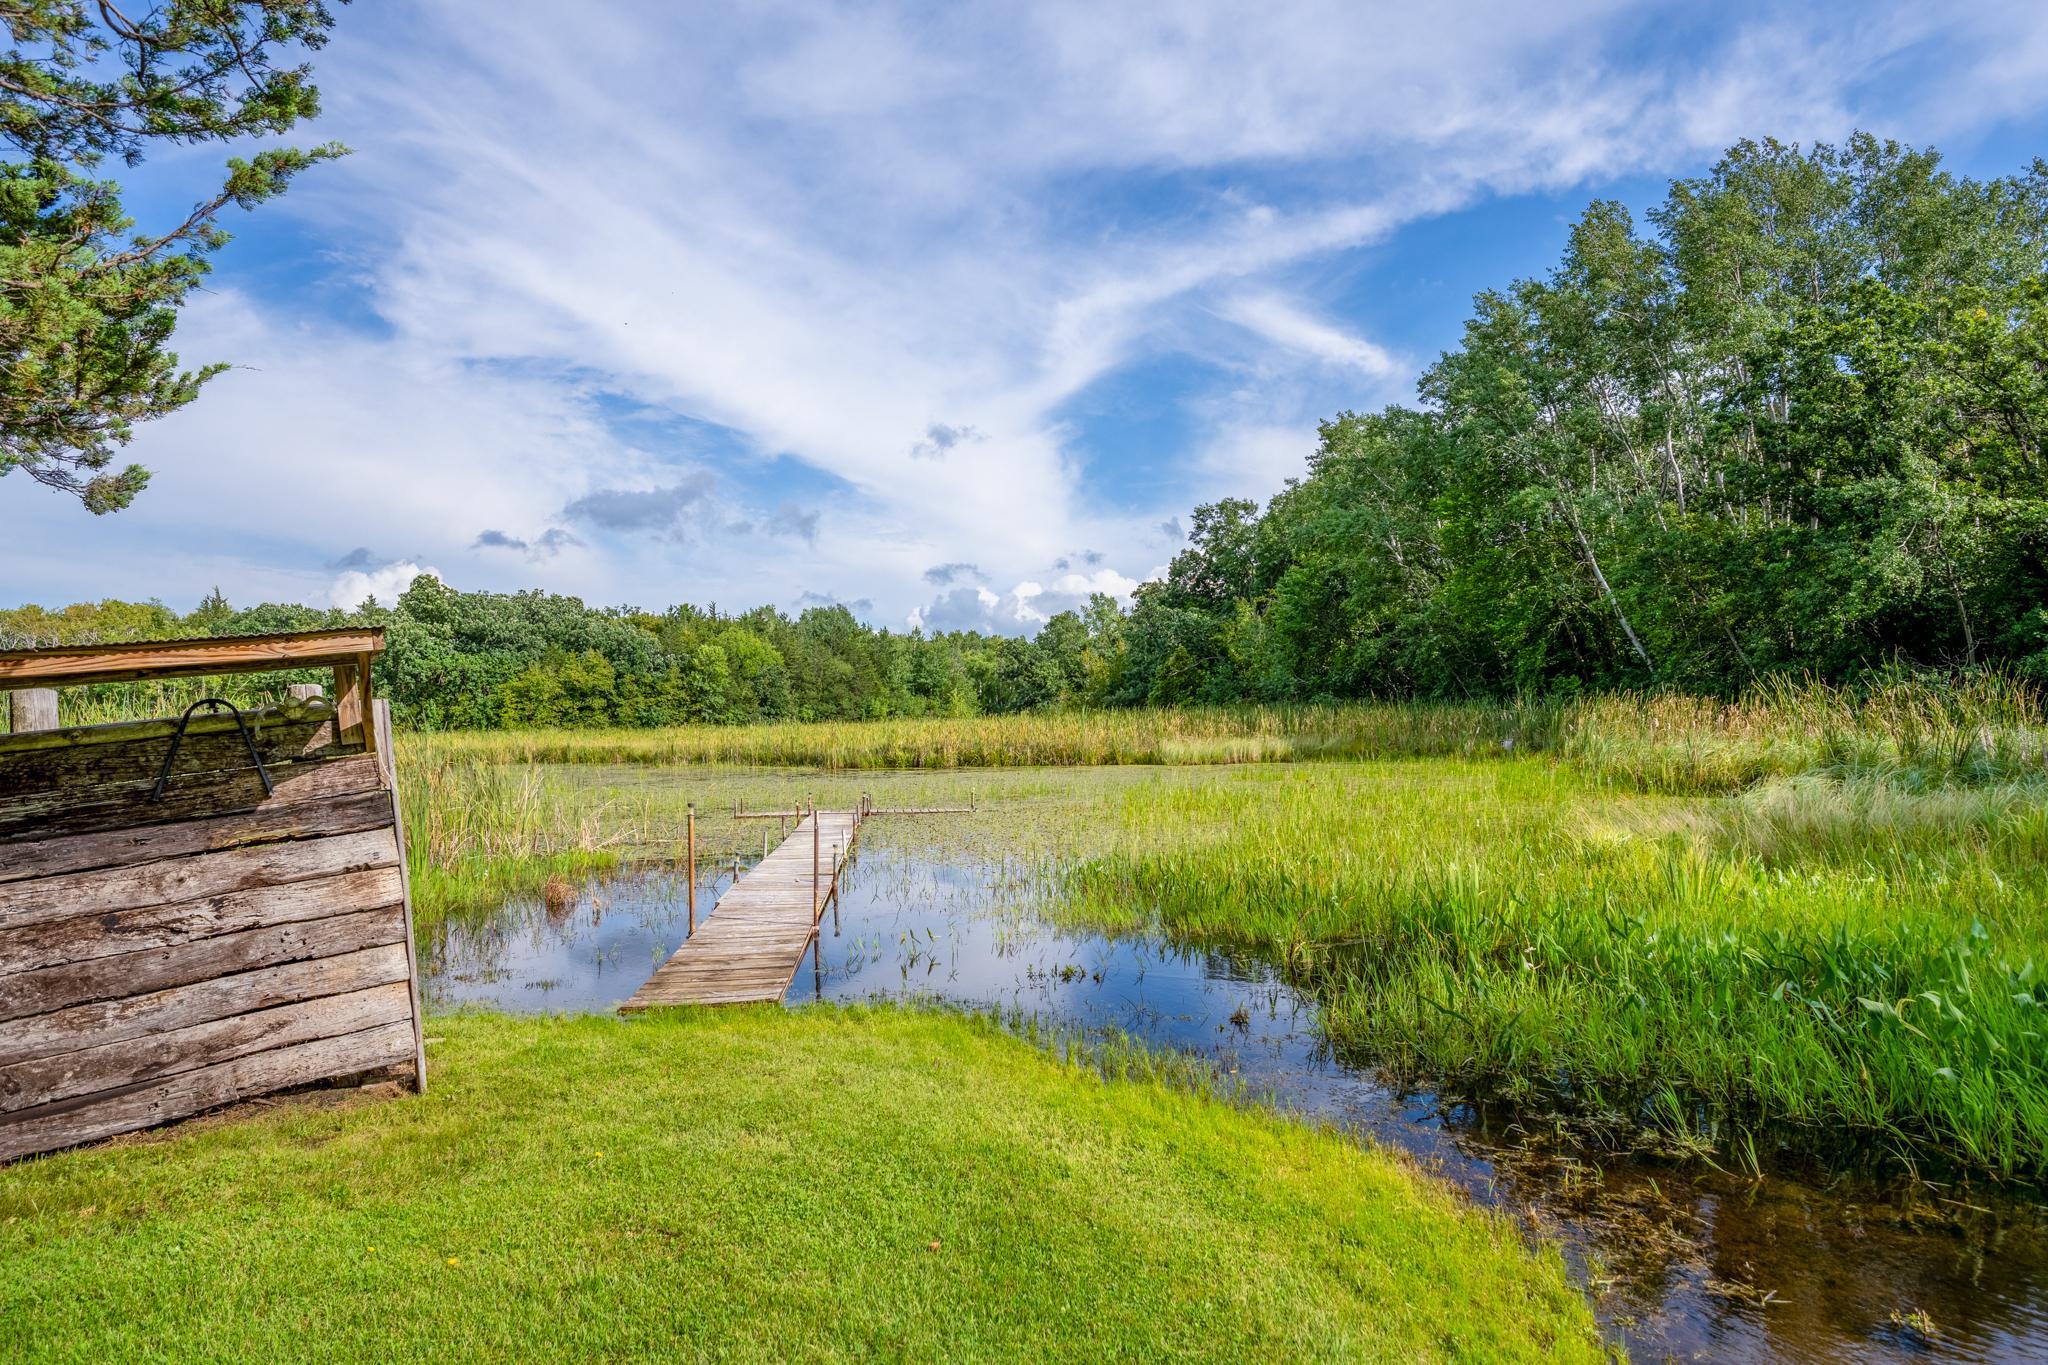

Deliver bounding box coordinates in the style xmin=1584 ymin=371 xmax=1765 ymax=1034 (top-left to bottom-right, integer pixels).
xmin=9 ymin=1 xmax=2048 ymax=633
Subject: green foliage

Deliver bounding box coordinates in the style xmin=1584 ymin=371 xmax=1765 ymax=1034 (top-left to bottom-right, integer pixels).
xmin=0 ymin=1 xmax=344 ymax=512
xmin=1119 ymin=134 xmax=2048 ymax=702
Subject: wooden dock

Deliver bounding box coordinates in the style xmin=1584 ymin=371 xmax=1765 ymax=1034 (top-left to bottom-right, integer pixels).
xmin=621 ymin=809 xmax=860 ymax=1009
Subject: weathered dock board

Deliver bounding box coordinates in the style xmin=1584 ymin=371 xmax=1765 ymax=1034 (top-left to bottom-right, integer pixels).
xmin=622 ymin=810 xmax=860 ymax=1009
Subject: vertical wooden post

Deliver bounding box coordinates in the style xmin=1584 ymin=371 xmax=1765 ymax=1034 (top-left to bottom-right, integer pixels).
xmin=332 ymin=663 xmax=357 ymax=737
xmin=7 ymin=688 xmax=58 ymax=733
xmin=375 ymin=699 xmax=427 ymax=1094
xmin=686 ymin=802 xmax=697 ymax=937
xmin=333 ymin=652 xmax=374 ymax=751
xmin=812 ymin=807 xmax=821 ymax=919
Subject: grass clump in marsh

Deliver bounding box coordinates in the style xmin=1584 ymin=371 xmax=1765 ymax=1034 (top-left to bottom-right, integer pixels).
xmin=0 ymin=1007 xmax=1600 ymax=1362
xmin=1064 ymin=759 xmax=2048 ymax=1178
xmin=397 ymin=752 xmax=668 ymax=924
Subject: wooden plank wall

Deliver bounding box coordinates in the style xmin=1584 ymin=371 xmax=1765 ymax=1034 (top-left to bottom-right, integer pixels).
xmin=0 ymin=699 xmax=424 ymax=1163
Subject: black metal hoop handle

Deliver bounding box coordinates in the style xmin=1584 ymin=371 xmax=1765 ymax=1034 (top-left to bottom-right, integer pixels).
xmin=149 ymin=697 xmax=275 ymax=802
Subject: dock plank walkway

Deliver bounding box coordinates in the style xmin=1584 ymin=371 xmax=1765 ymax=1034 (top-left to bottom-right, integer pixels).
xmin=622 ymin=810 xmax=859 ymax=1009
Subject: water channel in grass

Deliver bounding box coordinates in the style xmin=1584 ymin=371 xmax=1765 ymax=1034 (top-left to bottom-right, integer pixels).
xmin=420 ymin=771 xmax=2048 ymax=1363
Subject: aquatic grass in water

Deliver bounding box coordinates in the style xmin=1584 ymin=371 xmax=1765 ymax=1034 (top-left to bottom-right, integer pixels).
xmin=397 ymin=752 xmax=675 ymax=924
xmin=1064 ymin=760 xmax=2048 ymax=1177
xmin=394 ymin=753 xmax=1152 ymax=929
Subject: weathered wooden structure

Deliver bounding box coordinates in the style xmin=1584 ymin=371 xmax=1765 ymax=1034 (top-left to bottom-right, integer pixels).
xmin=0 ymin=630 xmax=424 ymax=1163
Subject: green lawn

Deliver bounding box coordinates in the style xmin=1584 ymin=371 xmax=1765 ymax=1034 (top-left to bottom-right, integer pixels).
xmin=0 ymin=1006 xmax=1600 ymax=1362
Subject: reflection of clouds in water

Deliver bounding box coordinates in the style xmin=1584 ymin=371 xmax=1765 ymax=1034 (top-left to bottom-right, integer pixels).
xmin=423 ymin=868 xmax=701 ymax=1013
xmin=420 ymin=846 xmax=2048 ymax=1365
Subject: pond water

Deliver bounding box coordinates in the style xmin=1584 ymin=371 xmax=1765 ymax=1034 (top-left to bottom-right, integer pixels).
xmin=421 ymin=832 xmax=2048 ymax=1362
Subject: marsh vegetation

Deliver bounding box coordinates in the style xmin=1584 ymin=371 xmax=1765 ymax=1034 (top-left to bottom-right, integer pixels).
xmin=397 ymin=679 xmax=2047 ymax=1180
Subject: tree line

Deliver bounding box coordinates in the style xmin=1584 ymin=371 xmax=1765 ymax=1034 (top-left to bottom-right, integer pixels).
xmin=0 ymin=578 xmax=1124 ymax=728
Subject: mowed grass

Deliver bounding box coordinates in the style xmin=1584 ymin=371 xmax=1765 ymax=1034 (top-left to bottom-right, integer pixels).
xmin=0 ymin=1007 xmax=1600 ymax=1362
xmin=1066 ymin=759 xmax=2048 ymax=1177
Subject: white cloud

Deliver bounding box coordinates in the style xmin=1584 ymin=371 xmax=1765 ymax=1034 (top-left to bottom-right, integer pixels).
xmin=1218 ymin=294 xmax=1398 ymax=379
xmin=1194 ymin=424 xmax=1319 ymax=501
xmin=912 ymin=564 xmax=1143 ymax=635
xmin=329 ymin=559 xmax=439 ymax=610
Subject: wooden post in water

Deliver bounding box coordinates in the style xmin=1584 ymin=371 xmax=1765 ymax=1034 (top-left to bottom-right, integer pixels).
xmin=7 ymin=688 xmax=57 ymax=733
xmin=812 ymin=806 xmax=821 ymax=919
xmin=686 ymin=803 xmax=697 ymax=937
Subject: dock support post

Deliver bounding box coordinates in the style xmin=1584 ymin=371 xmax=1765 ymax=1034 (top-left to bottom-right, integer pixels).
xmin=686 ymin=802 xmax=697 ymax=937
xmin=812 ymin=806 xmax=821 ymax=918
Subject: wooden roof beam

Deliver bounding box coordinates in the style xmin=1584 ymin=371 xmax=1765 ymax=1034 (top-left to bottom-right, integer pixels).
xmin=0 ymin=629 xmax=386 ymax=690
